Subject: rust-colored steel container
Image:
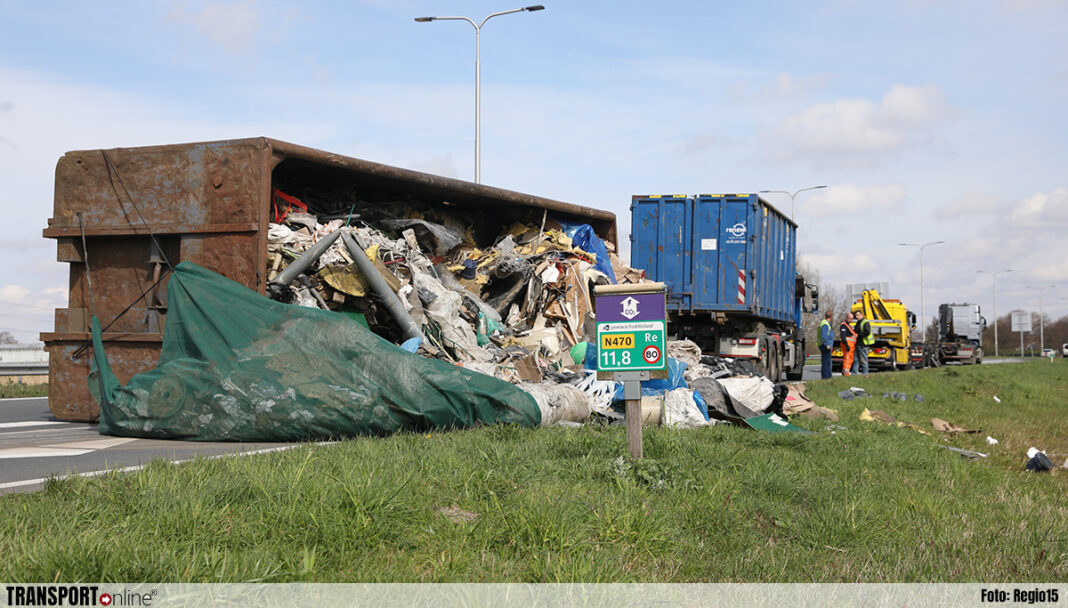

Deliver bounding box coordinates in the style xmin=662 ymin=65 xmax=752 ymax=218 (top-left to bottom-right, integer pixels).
xmin=42 ymin=137 xmax=617 ymax=421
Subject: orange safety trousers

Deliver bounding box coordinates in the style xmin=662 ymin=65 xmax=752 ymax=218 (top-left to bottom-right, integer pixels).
xmin=842 ymin=338 xmax=856 ymax=375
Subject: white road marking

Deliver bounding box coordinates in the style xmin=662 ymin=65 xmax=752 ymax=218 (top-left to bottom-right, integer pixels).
xmin=0 ymin=436 xmax=136 ymax=459
xmin=0 ymin=421 xmax=72 ymax=429
xmin=0 ymin=447 xmax=94 ymax=459
xmin=0 ymin=443 xmax=332 ymax=490
xmin=42 ymin=437 xmax=137 ymax=450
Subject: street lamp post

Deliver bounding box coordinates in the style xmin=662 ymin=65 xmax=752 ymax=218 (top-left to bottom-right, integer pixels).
xmin=415 ymin=5 xmax=545 ymax=184
xmin=977 ymin=269 xmax=1011 ymax=357
xmin=758 ymin=186 xmax=827 ymax=223
xmin=898 ymin=241 xmax=946 ymax=343
xmin=1027 ymin=284 xmax=1055 ymax=353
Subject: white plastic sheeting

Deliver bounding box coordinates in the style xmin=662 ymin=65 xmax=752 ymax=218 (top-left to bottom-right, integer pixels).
xmin=716 ymin=376 xmax=776 ymax=418
xmin=663 ymin=388 xmax=711 ymax=429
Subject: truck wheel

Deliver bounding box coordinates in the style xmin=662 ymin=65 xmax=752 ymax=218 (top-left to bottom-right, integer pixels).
xmin=976 ymin=348 xmax=983 ymax=364
xmin=757 ymin=338 xmax=771 ymax=378
xmin=777 ymin=344 xmax=786 ymax=382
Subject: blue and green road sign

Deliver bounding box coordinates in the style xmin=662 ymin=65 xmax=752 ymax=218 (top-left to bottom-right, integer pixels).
xmin=595 ymin=291 xmax=667 ymax=374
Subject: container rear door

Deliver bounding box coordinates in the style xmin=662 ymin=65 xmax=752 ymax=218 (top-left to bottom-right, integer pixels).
xmin=691 ymin=196 xmax=723 ymax=309
xmin=696 ymin=195 xmax=752 ymax=312
xmin=630 ymin=195 xmax=692 ymax=311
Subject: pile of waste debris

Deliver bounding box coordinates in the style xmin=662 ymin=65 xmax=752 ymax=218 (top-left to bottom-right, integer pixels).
xmin=261 ymin=190 xmax=788 ymax=432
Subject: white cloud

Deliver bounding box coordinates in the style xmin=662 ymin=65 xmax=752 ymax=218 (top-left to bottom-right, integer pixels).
xmin=799 ymin=251 xmax=881 ymax=282
xmin=935 ymin=192 xmax=1002 ymax=220
xmin=1008 ymin=188 xmax=1068 ymax=228
xmin=913 ymin=188 xmax=1068 ymax=300
xmin=1032 ymin=259 xmax=1068 ymax=282
xmin=764 ymin=84 xmax=956 ymax=166
xmin=166 ymin=0 xmax=264 ymax=55
xmin=802 ymin=183 xmax=908 ymax=217
xmin=0 ymin=285 xmax=30 ymax=302
xmin=405 ymin=155 xmax=461 ymax=180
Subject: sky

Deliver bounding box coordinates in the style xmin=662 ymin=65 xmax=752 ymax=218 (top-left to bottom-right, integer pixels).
xmin=1 ymin=0 xmax=1067 ymax=344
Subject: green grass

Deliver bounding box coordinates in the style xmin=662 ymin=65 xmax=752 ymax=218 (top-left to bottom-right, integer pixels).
xmin=0 ymin=382 xmax=48 ymax=399
xmin=1 ymin=362 xmax=1065 ymax=582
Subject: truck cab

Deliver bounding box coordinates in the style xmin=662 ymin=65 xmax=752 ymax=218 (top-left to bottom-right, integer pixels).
xmin=831 ymin=289 xmax=915 ymax=372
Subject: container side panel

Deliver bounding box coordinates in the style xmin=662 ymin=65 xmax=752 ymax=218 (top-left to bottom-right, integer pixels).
xmin=631 ymin=197 xmax=692 ymax=311
xmin=659 ymin=197 xmax=691 ymax=311
xmin=179 ymin=234 xmax=261 ymax=290
xmin=46 ymin=341 xmax=162 ymax=421
xmin=67 ymin=237 xmax=179 ymax=334
xmin=630 ymin=199 xmax=661 ymax=281
xmin=721 ymin=198 xmax=750 ymax=311
xmin=692 ymin=197 xmax=722 ymax=309
xmin=51 ymin=141 xmax=262 ymax=234
xmin=750 ymin=197 xmax=796 ymax=323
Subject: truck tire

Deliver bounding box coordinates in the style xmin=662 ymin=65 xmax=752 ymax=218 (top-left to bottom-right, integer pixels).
xmin=777 ymin=344 xmax=786 ymax=382
xmin=785 ymin=340 xmax=804 ymax=381
xmin=976 ymin=348 xmax=983 ymax=364
xmin=757 ymin=338 xmax=771 ymax=378
xmin=785 ymin=355 xmax=803 ymax=381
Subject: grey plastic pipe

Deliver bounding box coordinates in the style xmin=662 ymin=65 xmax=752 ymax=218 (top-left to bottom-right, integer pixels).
xmin=340 ymin=229 xmax=425 ymax=344
xmin=272 ymin=229 xmax=343 ymax=288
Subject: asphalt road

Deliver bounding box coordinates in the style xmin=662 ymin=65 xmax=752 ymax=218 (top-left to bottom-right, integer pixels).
xmin=0 ymin=397 xmax=301 ymax=495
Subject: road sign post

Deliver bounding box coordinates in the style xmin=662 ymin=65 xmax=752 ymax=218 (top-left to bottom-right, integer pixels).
xmin=593 ymin=282 xmax=668 ymax=459
xmin=1011 ymin=310 xmax=1031 ymax=357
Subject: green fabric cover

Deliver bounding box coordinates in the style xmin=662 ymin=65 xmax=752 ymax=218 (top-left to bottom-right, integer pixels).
xmin=90 ymin=262 xmax=540 ymax=441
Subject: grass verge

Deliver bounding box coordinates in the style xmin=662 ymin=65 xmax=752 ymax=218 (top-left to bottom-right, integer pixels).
xmin=1 ymin=362 xmax=1065 ymax=582
xmin=0 ymin=382 xmax=48 ymax=399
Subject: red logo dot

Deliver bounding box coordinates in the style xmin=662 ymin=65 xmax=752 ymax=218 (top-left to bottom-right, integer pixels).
xmin=100 ymin=594 xmax=113 ymax=606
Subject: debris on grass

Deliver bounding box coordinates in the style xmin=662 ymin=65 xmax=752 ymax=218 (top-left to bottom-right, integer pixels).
xmin=859 ymin=408 xmax=930 ymax=435
xmin=931 ymin=418 xmax=980 ymax=435
xmin=1025 ymin=447 xmax=1054 ymax=472
xmin=437 ymin=505 xmax=480 ymax=523
xmin=941 ymin=445 xmax=988 ymax=459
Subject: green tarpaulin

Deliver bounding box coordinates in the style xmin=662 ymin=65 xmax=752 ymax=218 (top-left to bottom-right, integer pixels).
xmin=90 ymin=262 xmax=540 ymax=441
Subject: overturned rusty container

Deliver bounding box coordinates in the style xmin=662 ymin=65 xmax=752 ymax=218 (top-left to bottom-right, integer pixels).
xmin=42 ymin=137 xmax=617 ymax=421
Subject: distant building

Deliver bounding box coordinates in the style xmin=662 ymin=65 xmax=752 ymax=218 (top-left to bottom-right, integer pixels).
xmin=0 ymin=343 xmax=48 ymax=385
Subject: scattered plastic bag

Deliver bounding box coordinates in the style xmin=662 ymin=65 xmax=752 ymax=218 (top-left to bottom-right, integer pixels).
xmin=663 ymin=389 xmax=710 ymax=429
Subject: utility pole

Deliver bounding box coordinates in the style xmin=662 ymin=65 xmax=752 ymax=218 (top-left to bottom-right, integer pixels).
xmin=416 ymin=5 xmax=545 ymax=184
xmin=977 ymin=269 xmax=1011 ymax=357
xmin=899 ymin=241 xmax=945 ymax=343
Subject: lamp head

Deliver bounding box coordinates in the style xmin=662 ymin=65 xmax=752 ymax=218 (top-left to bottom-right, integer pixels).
xmin=524 ymin=5 xmax=545 ymax=11
xmin=414 ymin=16 xmax=434 ymax=22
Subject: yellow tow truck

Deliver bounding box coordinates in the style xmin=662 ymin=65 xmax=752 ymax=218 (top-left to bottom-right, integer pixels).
xmin=832 ymin=289 xmax=917 ymax=372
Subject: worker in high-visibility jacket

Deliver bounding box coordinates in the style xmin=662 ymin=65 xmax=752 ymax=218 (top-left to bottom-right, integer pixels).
xmin=854 ymin=311 xmax=874 ymax=375
xmin=840 ymin=314 xmax=858 ymax=376
xmin=819 ymin=310 xmax=834 ymax=379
